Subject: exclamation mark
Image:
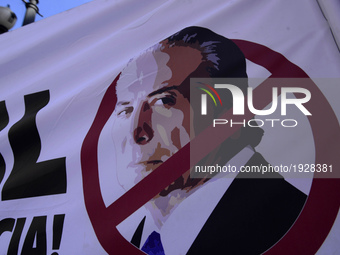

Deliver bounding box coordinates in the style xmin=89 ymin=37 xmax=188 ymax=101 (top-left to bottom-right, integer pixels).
xmin=51 ymin=214 xmax=65 ymax=255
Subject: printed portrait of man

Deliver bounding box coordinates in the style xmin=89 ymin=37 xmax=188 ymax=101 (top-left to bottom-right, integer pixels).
xmin=111 ymin=26 xmax=307 ymax=254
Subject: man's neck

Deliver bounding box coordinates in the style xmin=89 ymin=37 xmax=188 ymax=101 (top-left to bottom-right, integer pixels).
xmin=144 ymin=187 xmax=199 ymax=229
xmin=143 ymin=146 xmax=256 ymax=229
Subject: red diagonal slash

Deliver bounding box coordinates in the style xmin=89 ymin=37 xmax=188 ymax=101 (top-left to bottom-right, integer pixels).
xmin=81 ymin=40 xmax=340 ymax=254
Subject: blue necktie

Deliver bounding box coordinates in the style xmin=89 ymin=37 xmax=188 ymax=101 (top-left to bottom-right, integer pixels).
xmin=141 ymin=231 xmax=165 ymax=255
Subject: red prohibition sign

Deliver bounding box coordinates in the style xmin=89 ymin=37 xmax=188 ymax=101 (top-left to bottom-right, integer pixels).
xmin=81 ymin=40 xmax=340 ymax=254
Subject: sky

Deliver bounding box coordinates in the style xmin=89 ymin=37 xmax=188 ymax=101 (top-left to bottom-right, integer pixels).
xmin=0 ymin=0 xmax=93 ymax=31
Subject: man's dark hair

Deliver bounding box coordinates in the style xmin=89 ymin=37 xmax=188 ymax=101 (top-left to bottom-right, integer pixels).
xmin=163 ymin=26 xmax=263 ymax=152
xmin=167 ymin=26 xmax=248 ymax=81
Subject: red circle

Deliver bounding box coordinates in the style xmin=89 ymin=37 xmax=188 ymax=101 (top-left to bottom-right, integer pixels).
xmin=81 ymin=40 xmax=340 ymax=254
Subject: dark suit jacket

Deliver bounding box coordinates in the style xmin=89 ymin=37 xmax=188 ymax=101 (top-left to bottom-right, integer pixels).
xmin=132 ymin=152 xmax=307 ymax=254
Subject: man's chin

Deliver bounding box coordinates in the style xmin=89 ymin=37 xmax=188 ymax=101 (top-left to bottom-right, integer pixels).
xmin=156 ymin=176 xmax=185 ymax=197
xmin=156 ymin=175 xmax=207 ymax=197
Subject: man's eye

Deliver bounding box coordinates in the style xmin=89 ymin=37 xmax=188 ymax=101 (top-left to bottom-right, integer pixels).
xmin=155 ymin=96 xmax=176 ymax=107
xmin=117 ymin=107 xmax=133 ymax=116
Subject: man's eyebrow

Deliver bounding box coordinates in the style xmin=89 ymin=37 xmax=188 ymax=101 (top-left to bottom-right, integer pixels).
xmin=116 ymin=101 xmax=130 ymax=106
xmin=148 ymin=85 xmax=179 ymax=97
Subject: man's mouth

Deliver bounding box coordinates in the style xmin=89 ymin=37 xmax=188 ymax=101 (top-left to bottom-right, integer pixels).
xmin=146 ymin=160 xmax=163 ymax=165
xmin=139 ymin=160 xmax=163 ymax=171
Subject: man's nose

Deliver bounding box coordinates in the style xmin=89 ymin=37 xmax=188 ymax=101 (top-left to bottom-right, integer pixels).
xmin=133 ymin=102 xmax=154 ymax=145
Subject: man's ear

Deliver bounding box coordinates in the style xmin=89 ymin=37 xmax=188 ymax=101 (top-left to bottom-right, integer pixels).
xmin=230 ymin=129 xmax=241 ymax=140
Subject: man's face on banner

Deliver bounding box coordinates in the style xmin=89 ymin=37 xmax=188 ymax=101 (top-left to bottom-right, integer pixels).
xmin=112 ymin=44 xmax=204 ymax=192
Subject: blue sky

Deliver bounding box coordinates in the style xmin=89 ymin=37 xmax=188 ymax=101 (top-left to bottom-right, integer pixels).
xmin=0 ymin=0 xmax=93 ymax=31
